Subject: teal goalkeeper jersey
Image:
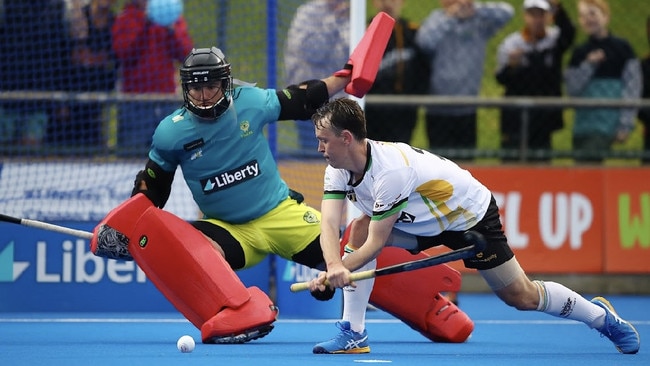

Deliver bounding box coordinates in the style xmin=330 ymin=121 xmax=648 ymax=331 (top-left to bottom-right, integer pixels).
xmin=148 ymin=86 xmax=289 ymax=224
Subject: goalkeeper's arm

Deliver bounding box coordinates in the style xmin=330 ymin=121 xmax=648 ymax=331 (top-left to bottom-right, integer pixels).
xmin=276 ymin=75 xmax=349 ymax=122
xmin=131 ymin=159 xmax=175 ymax=208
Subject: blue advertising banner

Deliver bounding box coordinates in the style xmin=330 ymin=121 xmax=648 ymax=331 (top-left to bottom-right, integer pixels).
xmin=0 ymin=222 xmax=270 ymax=312
xmin=274 ymin=257 xmax=342 ymax=319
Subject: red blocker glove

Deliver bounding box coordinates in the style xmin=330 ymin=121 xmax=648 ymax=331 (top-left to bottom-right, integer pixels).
xmin=334 ymin=12 xmax=395 ymax=98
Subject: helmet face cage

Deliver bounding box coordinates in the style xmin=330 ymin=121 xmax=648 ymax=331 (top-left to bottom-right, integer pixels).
xmin=180 ymin=47 xmax=233 ymax=119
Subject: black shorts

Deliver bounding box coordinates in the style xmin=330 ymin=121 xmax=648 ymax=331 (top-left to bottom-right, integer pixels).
xmin=414 ymin=195 xmax=514 ymax=270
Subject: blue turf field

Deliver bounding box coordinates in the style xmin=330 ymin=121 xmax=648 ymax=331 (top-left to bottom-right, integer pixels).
xmin=1 ymin=294 xmax=648 ymax=366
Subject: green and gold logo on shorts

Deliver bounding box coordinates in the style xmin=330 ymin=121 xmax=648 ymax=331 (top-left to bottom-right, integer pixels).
xmin=303 ymin=211 xmax=320 ymax=224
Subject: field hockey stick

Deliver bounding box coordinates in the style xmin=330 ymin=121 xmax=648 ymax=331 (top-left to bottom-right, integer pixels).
xmin=0 ymin=213 xmax=93 ymax=239
xmin=290 ymin=231 xmax=487 ymax=292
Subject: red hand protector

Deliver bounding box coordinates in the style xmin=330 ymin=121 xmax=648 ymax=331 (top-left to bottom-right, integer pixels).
xmin=336 ymin=12 xmax=395 ymax=97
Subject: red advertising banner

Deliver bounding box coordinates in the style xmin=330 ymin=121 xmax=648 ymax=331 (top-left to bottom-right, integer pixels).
xmin=425 ymin=166 xmax=650 ymax=274
xmin=469 ymin=167 xmax=605 ymax=273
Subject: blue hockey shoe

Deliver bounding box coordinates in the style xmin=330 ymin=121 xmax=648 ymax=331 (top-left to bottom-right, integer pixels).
xmin=313 ymin=321 xmax=370 ymax=354
xmin=591 ymin=296 xmax=640 ymax=354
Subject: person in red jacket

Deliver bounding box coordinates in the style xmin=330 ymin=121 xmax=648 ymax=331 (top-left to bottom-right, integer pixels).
xmin=112 ymin=0 xmax=193 ymax=154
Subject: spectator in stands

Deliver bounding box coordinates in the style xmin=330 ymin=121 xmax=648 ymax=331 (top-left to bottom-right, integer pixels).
xmin=365 ymin=0 xmax=430 ymax=144
xmin=50 ymin=0 xmax=118 ymax=147
xmin=565 ymin=0 xmax=641 ymax=162
xmin=284 ymin=0 xmax=349 ymax=152
xmin=639 ymin=16 xmax=650 ymax=164
xmin=415 ymin=0 xmax=514 ymax=151
xmin=0 ymin=0 xmax=70 ymax=147
xmin=495 ymin=0 xmax=575 ymax=162
xmin=112 ymin=0 xmax=193 ymax=153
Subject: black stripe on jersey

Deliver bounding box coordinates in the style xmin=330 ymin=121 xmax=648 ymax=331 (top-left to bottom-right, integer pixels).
xmin=324 ymin=190 xmax=346 ymax=200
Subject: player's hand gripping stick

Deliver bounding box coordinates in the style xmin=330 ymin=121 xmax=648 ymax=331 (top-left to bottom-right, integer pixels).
xmin=290 ymin=231 xmax=487 ymax=292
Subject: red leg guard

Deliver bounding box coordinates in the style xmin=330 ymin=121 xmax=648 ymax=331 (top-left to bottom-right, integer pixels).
xmin=370 ymin=247 xmax=474 ymax=343
xmin=127 ymin=207 xmax=251 ymax=328
xmin=340 ymin=222 xmax=474 ymax=343
xmin=96 ymin=195 xmax=278 ymax=343
xmin=201 ymin=287 xmax=277 ymax=344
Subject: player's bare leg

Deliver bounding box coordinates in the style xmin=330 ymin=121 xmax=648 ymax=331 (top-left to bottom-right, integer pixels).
xmin=482 ymin=257 xmax=640 ymax=354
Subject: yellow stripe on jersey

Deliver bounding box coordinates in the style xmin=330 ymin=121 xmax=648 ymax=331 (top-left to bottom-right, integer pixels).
xmin=419 ymin=195 xmax=446 ymax=232
xmin=415 ymin=179 xmax=454 ymax=202
xmin=416 ymin=179 xmax=460 ymax=230
xmin=382 ymin=141 xmax=410 ymax=166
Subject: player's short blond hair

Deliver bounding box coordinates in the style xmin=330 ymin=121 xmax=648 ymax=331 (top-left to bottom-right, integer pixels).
xmin=578 ymin=0 xmax=610 ymax=18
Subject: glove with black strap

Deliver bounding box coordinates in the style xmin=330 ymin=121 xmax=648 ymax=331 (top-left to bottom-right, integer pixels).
xmin=310 ymin=286 xmax=336 ymax=301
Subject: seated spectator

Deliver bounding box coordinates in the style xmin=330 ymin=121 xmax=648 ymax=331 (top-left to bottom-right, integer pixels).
xmin=365 ymin=0 xmax=430 ymax=144
xmin=112 ymin=0 xmax=193 ymax=154
xmin=48 ymin=0 xmax=118 ymax=147
xmin=284 ymin=0 xmax=349 ymax=152
xmin=415 ymin=0 xmax=514 ymax=151
xmin=495 ymin=0 xmax=575 ymax=162
xmin=0 ymin=0 xmax=70 ymax=147
xmin=565 ymin=0 xmax=641 ymax=162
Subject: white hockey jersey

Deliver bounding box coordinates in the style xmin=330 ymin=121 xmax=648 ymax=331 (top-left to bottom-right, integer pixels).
xmin=323 ymin=140 xmax=492 ymax=236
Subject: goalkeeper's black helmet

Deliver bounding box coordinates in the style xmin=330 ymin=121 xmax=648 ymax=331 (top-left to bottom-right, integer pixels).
xmin=180 ymin=47 xmax=232 ymax=119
